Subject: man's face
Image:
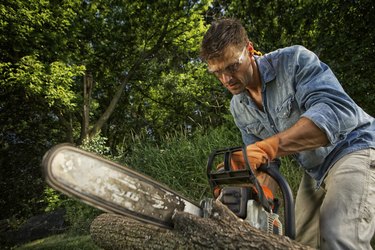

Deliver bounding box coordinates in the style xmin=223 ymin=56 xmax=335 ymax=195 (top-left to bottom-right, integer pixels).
xmin=207 ymin=45 xmax=253 ymax=95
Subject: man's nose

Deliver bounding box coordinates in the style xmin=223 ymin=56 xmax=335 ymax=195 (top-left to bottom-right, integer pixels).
xmin=218 ymin=73 xmax=232 ymax=84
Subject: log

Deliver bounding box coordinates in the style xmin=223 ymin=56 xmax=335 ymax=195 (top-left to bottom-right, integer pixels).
xmin=90 ymin=200 xmax=313 ymax=249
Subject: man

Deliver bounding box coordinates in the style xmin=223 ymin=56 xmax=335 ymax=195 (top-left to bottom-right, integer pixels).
xmin=200 ymin=18 xmax=375 ymax=249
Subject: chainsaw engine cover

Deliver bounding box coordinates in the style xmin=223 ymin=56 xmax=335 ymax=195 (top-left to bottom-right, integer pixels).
xmin=218 ymin=187 xmax=252 ymax=218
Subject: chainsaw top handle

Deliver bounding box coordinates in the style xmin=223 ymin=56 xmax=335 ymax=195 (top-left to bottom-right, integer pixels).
xmin=206 ymin=145 xmax=295 ymax=239
xmin=206 ymin=146 xmax=270 ymax=211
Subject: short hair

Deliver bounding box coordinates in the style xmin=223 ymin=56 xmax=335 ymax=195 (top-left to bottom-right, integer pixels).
xmin=200 ymin=18 xmax=249 ymax=61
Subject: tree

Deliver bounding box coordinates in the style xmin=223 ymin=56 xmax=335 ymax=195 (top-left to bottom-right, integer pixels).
xmin=311 ymin=0 xmax=375 ymax=115
xmin=78 ymin=0 xmax=228 ymax=146
xmin=0 ymin=0 xmax=86 ymax=219
xmin=0 ymin=0 xmax=230 ymax=219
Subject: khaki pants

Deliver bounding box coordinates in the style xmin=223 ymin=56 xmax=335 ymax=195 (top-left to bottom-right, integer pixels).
xmin=295 ymin=149 xmax=375 ymax=250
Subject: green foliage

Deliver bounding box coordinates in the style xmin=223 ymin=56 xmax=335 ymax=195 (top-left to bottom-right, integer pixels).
xmin=0 ymin=0 xmax=92 ymax=219
xmin=42 ymin=188 xmax=100 ymax=235
xmin=3 ymin=55 xmax=85 ymax=110
xmin=144 ymin=60 xmax=229 ymax=138
xmin=93 ymin=0 xmax=226 ymax=148
xmin=80 ymin=133 xmax=111 ymax=156
xmin=311 ymin=0 xmax=375 ymax=116
xmin=62 ymin=199 xmax=101 ymax=235
xmin=43 ymin=187 xmax=63 ymax=213
xmin=0 ymin=0 xmax=83 ymax=62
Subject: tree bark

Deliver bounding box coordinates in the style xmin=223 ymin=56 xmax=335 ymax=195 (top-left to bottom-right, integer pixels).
xmin=90 ymin=200 xmax=313 ymax=250
xmin=80 ymin=71 xmax=93 ymax=143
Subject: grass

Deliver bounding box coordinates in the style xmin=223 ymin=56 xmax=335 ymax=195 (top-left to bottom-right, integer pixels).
xmin=13 ymin=234 xmax=101 ymax=250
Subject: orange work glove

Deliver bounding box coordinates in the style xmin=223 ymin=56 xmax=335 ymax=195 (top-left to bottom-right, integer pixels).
xmin=215 ymin=136 xmax=279 ymax=171
xmin=228 ymin=136 xmax=279 ymax=171
xmin=245 ymin=136 xmax=279 ymax=170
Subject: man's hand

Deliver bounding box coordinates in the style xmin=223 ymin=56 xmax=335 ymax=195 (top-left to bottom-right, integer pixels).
xmin=246 ymin=136 xmax=279 ymax=169
xmin=214 ymin=137 xmax=280 ymax=198
xmin=215 ymin=136 xmax=279 ymax=171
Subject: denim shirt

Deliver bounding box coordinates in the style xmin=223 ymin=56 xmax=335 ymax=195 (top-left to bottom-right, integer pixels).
xmin=230 ymin=45 xmax=375 ymax=186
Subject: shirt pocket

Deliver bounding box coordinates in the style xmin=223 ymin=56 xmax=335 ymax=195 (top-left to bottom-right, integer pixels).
xmin=276 ymin=95 xmax=294 ymax=119
xmin=243 ymin=121 xmax=269 ymax=139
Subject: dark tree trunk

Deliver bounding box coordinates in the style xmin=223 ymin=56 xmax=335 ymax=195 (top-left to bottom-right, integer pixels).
xmin=79 ymin=71 xmax=93 ymax=144
xmin=90 ymin=200 xmax=313 ymax=249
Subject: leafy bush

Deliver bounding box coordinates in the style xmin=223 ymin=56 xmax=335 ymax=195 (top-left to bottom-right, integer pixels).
xmin=43 ymin=187 xmax=64 ymax=213
xmin=62 ymin=199 xmax=101 ymax=235
xmin=43 ymin=189 xmax=101 ymax=235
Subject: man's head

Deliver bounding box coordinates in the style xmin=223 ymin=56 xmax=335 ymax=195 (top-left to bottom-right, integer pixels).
xmin=200 ymin=18 xmax=249 ymax=62
xmin=200 ymin=18 xmax=258 ymax=95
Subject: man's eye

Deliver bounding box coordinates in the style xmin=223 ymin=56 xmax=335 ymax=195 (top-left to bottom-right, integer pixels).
xmin=226 ymin=62 xmax=240 ymax=74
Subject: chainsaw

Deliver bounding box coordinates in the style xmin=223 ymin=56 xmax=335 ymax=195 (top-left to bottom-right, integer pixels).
xmin=42 ymin=143 xmax=295 ymax=239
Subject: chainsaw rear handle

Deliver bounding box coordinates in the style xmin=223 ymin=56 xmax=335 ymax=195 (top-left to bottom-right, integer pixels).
xmin=206 ymin=146 xmax=295 ymax=239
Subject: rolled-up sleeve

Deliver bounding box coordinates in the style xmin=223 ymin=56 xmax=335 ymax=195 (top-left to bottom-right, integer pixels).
xmin=293 ymin=46 xmax=359 ymax=145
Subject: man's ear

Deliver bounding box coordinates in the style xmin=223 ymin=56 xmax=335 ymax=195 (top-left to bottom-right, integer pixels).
xmin=247 ymin=42 xmax=254 ymax=55
xmin=247 ymin=41 xmax=262 ymax=56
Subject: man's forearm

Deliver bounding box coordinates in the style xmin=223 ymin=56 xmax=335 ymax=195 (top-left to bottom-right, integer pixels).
xmin=273 ymin=117 xmax=329 ymax=157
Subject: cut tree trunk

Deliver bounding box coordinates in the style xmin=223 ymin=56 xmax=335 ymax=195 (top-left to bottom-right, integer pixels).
xmin=90 ymin=200 xmax=313 ymax=249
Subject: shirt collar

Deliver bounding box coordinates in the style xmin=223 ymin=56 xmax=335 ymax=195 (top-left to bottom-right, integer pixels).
xmin=255 ymin=55 xmax=276 ymax=91
xmin=238 ymin=55 xmax=276 ymax=105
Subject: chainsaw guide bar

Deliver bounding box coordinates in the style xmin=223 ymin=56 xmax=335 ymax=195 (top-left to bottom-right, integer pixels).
xmin=42 ymin=144 xmax=202 ymax=229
